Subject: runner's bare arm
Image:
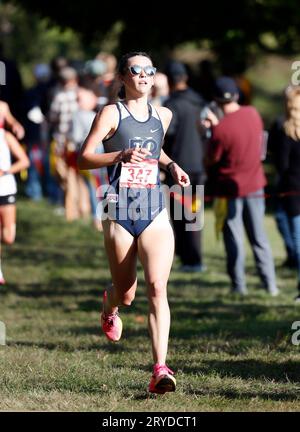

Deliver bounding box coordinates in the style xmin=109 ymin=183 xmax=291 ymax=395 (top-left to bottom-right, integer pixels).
xmin=78 ymin=105 xmax=151 ymax=170
xmin=78 ymin=105 xmax=120 ymax=169
xmin=2 ymin=131 xmax=29 ymax=175
xmin=159 ymin=149 xmax=190 ymax=187
xmin=0 ymin=101 xmax=25 ymax=140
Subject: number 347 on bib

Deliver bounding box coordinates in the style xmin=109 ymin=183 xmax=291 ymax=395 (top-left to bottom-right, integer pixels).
xmin=120 ymin=159 xmax=158 ymax=188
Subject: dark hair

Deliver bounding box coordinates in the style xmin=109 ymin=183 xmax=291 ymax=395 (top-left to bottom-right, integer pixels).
xmin=118 ymin=51 xmax=152 ymax=75
xmin=117 ymin=51 xmax=153 ymax=99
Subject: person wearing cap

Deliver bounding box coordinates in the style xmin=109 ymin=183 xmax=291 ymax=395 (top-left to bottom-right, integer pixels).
xmin=204 ymin=76 xmax=278 ymax=296
xmin=163 ymin=60 xmax=206 ymax=272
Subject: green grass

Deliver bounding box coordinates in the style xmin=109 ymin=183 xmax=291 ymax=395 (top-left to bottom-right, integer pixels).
xmin=0 ymin=199 xmax=300 ymax=411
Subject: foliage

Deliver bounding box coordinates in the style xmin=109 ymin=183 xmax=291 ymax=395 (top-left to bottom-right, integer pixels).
xmin=7 ymin=0 xmax=300 ymax=71
xmin=0 ymin=2 xmax=85 ymax=87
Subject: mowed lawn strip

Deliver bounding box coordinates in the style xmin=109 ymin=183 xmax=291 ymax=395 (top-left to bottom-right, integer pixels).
xmin=0 ymin=199 xmax=299 ymax=411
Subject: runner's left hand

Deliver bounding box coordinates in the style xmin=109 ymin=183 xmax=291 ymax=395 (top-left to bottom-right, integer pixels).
xmin=169 ymin=163 xmax=190 ymax=187
xmin=12 ymin=122 xmax=25 ymax=140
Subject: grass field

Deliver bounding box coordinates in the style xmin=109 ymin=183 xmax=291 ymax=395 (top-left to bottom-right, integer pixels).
xmin=0 ymin=199 xmax=300 ymax=412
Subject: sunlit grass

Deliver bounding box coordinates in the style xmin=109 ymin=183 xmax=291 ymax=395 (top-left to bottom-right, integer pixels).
xmin=0 ymin=198 xmax=299 ymax=411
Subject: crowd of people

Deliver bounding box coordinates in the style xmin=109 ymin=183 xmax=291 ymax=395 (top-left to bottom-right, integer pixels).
xmin=1 ymin=48 xmax=300 ymax=394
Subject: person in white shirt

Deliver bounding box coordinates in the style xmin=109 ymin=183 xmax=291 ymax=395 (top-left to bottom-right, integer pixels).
xmin=0 ymin=127 xmax=29 ymax=284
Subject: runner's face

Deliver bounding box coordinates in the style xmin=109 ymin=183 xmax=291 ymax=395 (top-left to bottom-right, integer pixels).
xmin=123 ymin=56 xmax=155 ymax=96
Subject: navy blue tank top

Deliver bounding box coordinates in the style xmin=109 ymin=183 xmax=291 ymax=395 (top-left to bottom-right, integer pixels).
xmin=103 ymin=102 xmax=164 ymax=209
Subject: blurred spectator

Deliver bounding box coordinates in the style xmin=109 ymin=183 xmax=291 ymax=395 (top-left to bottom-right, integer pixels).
xmin=85 ymin=59 xmax=109 ymax=110
xmin=49 ymin=66 xmax=80 ymax=219
xmin=150 ymin=72 xmax=169 ymax=107
xmin=47 ymin=56 xmax=69 ymax=103
xmin=204 ymin=76 xmax=278 ymax=296
xmin=70 ymin=78 xmax=108 ymax=229
xmin=0 ymin=122 xmax=29 ymax=285
xmin=24 ymin=63 xmax=51 ymax=200
xmin=164 ymin=60 xmax=206 ymax=272
xmin=49 ymin=66 xmax=78 ymax=153
xmin=221 ymin=58 xmax=252 ymax=105
xmin=95 ymin=52 xmax=122 ymax=105
xmin=84 ymin=59 xmax=107 ymax=80
xmin=268 ymin=85 xmax=300 ymax=302
xmin=96 ymin=52 xmax=117 ymax=85
xmin=197 ymin=59 xmax=216 ymax=103
xmin=84 ymin=58 xmax=108 ymax=110
xmin=269 ymin=113 xmax=296 ymax=270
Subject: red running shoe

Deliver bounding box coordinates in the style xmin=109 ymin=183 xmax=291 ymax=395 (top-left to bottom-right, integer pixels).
xmin=100 ymin=290 xmax=122 ymax=342
xmin=148 ymin=363 xmax=176 ymax=394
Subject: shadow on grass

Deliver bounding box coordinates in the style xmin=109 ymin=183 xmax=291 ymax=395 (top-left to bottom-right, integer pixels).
xmin=186 ymin=387 xmax=299 ymax=401
xmin=4 ymin=279 xmax=297 ymax=348
xmin=9 ymin=339 xmax=126 ymax=353
xmin=4 ymin=278 xmax=111 ymax=298
xmin=185 ymin=359 xmax=300 ymax=385
xmin=6 ymin=246 xmax=104 ymax=269
xmin=172 ymin=320 xmax=294 ymax=344
xmin=65 ymin=323 xmax=149 ymax=343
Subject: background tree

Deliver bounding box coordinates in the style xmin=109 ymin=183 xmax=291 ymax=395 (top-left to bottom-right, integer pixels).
xmin=7 ymin=0 xmax=300 ymax=72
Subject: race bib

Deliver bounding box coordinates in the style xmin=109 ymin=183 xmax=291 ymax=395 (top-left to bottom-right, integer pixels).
xmin=120 ymin=159 xmax=158 ymax=188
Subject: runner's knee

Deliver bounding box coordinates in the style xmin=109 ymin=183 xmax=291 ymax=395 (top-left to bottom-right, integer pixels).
xmin=148 ymin=279 xmax=166 ymax=298
xmin=2 ymin=226 xmax=16 ymax=244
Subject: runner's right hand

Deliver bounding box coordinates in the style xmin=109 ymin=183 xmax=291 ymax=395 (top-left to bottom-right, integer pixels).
xmin=121 ymin=148 xmax=152 ymax=163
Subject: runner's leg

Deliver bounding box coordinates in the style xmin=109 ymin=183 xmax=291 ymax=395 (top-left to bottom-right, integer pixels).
xmin=0 ymin=205 xmax=16 ymax=244
xmin=0 ymin=204 xmax=16 ymax=283
xmin=102 ymin=217 xmax=138 ymax=312
xmin=137 ymin=209 xmax=174 ymax=364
